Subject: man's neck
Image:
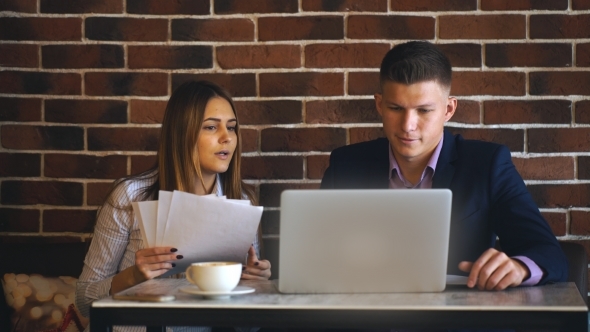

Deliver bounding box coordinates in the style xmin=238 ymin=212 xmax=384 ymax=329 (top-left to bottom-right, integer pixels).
xmin=394 ymin=152 xmax=432 ymax=186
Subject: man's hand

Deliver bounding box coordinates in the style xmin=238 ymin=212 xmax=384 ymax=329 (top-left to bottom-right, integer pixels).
xmin=241 ymin=246 xmax=271 ymax=280
xmin=458 ymin=248 xmax=530 ymax=291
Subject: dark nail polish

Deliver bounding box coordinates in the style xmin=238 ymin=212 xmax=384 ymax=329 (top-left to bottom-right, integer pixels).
xmin=170 ymin=248 xmax=178 ymax=252
xmin=254 ymin=262 xmax=259 ymax=266
xmin=176 ymin=255 xmax=184 ymax=259
xmin=242 ymin=266 xmax=246 ymax=270
xmin=171 ymin=263 xmax=176 ymax=267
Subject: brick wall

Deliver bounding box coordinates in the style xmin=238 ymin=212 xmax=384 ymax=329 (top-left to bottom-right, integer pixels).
xmin=1 ymin=0 xmax=589 ymax=282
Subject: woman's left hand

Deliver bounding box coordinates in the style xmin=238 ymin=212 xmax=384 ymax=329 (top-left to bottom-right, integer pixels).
xmin=242 ymin=246 xmax=271 ymax=280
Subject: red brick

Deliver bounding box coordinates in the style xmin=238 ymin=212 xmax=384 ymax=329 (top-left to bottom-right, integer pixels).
xmin=41 ymin=0 xmax=123 ymax=13
xmin=529 ymin=128 xmax=590 ymax=153
xmin=452 ymin=72 xmax=525 ymax=96
xmin=581 ymin=157 xmax=590 ymax=180
xmin=242 ymin=156 xmax=304 ymax=179
xmin=259 ymin=183 xmax=320 ymax=208
xmin=45 ymin=99 xmax=127 ymax=124
xmin=0 ymin=17 xmax=81 ymax=41
xmin=306 ymin=99 xmax=380 ymax=124
xmin=576 ymin=101 xmax=590 ymax=124
xmin=0 ymin=209 xmax=39 ymax=232
xmin=303 ymin=0 xmax=386 ymax=11
xmin=0 ymin=71 xmax=81 ymax=95
xmin=172 ymin=19 xmax=255 ymax=42
xmin=88 ymin=128 xmax=159 ymax=151
xmin=437 ymin=43 xmax=481 ymax=68
xmin=484 ymin=100 xmax=571 ymax=124
xmin=528 ymin=184 xmax=590 ymax=208
xmin=530 ymin=72 xmax=590 ymax=96
xmin=0 ymin=44 xmax=38 ymax=68
xmin=348 ymin=72 xmax=380 ymax=96
xmin=259 ymin=16 xmax=343 ymax=41
xmin=241 ymin=129 xmax=258 ymax=153
xmin=576 ymin=43 xmax=590 ymax=67
xmin=540 ymin=212 xmax=566 ymax=237
xmin=307 ymin=155 xmax=330 ymax=179
xmin=42 ymin=45 xmax=124 ymax=69
xmin=391 ymin=0 xmax=476 ymax=10
xmin=128 ymin=46 xmax=212 ymax=69
xmin=127 ymin=0 xmax=208 ymax=14
xmin=172 ymin=74 xmax=256 ymax=97
xmin=0 ymin=0 xmax=36 ymax=12
xmin=531 ymin=15 xmax=590 ymax=39
xmin=85 ymin=72 xmax=167 ymax=96
xmin=347 ymin=15 xmax=434 ymax=39
xmin=215 ymin=0 xmax=297 ymax=13
xmin=87 ymin=182 xmax=113 ymax=206
xmin=0 ymin=98 xmax=41 ymax=122
xmin=0 ymin=153 xmax=40 ymax=177
xmin=43 ymin=209 xmax=96 ymax=232
xmin=1 ymin=125 xmax=83 ymax=150
xmin=261 ymin=210 xmax=279 ymax=235
xmin=261 ymin=128 xmax=346 ymax=152
xmin=486 ymin=43 xmax=571 ymax=67
xmin=305 ymin=43 xmax=389 ymax=68
xmin=350 ymin=127 xmax=384 ymax=144
xmin=217 ymin=45 xmax=300 ymax=69
xmin=447 ymin=128 xmax=524 ymax=152
xmin=452 ymin=100 xmax=480 ymax=124
xmin=573 ymin=0 xmax=590 ymax=9
xmin=130 ymin=99 xmax=167 ymax=124
xmin=571 ymin=211 xmax=590 ymax=236
xmin=86 ymin=17 xmax=167 ymax=41
xmin=439 ymin=15 xmax=525 ymax=39
xmin=131 ymin=155 xmax=157 ymax=175
xmin=512 ymin=157 xmax=574 ymax=180
xmin=1 ymin=181 xmax=83 ymax=206
xmin=260 ymin=73 xmax=344 ymax=97
xmin=234 ymin=100 xmax=302 ymax=125
xmin=481 ymin=0 xmax=567 ymax=10
xmin=45 ymin=154 xmax=127 ymax=179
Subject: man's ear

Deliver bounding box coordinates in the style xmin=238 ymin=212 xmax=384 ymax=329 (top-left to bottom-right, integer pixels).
xmin=445 ymin=96 xmax=457 ymax=122
xmin=374 ymin=93 xmax=383 ymax=116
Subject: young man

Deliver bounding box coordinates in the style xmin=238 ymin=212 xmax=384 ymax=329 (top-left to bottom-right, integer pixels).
xmin=321 ymin=41 xmax=567 ymax=290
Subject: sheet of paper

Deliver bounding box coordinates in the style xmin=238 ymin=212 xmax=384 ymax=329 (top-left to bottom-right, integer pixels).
xmin=160 ymin=190 xmax=263 ymax=277
xmin=156 ymin=191 xmax=173 ymax=246
xmin=131 ymin=201 xmax=158 ymax=248
xmin=446 ymin=274 xmax=469 ymax=285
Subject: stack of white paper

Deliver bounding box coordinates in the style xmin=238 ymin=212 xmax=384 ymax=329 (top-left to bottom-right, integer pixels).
xmin=131 ymin=191 xmax=263 ymax=277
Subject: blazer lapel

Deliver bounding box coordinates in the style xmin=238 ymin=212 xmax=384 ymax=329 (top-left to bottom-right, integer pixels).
xmin=432 ymin=129 xmax=457 ymax=189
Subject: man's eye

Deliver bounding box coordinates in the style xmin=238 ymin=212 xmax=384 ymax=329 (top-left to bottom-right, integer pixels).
xmin=419 ymin=109 xmax=432 ymax=113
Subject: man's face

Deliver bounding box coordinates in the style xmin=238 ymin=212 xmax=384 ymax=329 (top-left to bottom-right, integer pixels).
xmin=375 ymin=80 xmax=457 ymax=165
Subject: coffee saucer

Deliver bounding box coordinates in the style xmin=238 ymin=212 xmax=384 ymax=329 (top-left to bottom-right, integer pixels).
xmin=180 ymin=285 xmax=255 ymax=299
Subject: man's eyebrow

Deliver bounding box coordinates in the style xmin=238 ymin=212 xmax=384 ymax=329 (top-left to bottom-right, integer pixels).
xmin=203 ymin=117 xmax=237 ymax=122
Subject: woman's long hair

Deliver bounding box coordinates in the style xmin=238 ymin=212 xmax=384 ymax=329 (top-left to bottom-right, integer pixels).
xmin=106 ymin=80 xmax=256 ymax=205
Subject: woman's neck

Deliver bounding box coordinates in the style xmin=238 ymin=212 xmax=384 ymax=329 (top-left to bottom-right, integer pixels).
xmin=195 ymin=174 xmax=216 ymax=196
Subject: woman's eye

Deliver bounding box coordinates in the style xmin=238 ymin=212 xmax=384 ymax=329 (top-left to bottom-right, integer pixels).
xmin=228 ymin=126 xmax=236 ymax=132
xmin=203 ymin=125 xmax=216 ymax=130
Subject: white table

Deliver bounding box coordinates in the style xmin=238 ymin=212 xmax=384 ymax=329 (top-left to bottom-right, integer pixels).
xmin=90 ymin=279 xmax=588 ymax=331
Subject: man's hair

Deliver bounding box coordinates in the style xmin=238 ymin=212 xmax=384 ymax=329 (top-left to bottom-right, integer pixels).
xmin=379 ymin=41 xmax=452 ymax=90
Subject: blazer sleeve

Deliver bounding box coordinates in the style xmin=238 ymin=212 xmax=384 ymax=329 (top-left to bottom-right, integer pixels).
xmin=488 ymin=145 xmax=568 ymax=284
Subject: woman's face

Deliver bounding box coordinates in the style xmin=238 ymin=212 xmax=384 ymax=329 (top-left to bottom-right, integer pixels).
xmin=197 ymin=97 xmax=238 ymax=179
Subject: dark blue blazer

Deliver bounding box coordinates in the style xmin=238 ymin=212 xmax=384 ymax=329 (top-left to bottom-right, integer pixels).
xmin=321 ymin=129 xmax=567 ymax=284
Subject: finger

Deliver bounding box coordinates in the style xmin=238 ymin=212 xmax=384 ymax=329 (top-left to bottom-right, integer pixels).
xmin=475 ymin=251 xmax=509 ymax=290
xmin=484 ymin=260 xmax=513 ymax=290
xmin=241 ymin=272 xmax=267 ymax=281
xmin=136 ymin=253 xmax=183 ymax=266
xmin=246 ymin=245 xmax=258 ymax=266
xmin=490 ymin=260 xmax=525 ymax=291
xmin=458 ymin=261 xmax=473 ymax=273
xmin=468 ymin=249 xmax=499 ymax=289
xmin=253 ymin=259 xmax=271 ymax=270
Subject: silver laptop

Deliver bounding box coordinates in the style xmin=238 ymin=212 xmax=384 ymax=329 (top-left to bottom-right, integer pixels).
xmin=278 ymin=189 xmax=452 ymax=293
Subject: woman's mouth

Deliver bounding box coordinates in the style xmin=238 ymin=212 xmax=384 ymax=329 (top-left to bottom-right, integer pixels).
xmin=215 ymin=150 xmax=230 ymax=159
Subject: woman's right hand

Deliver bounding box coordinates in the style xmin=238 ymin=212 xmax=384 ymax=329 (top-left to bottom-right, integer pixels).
xmin=111 ymin=247 xmax=182 ymax=294
xmin=134 ymin=247 xmax=183 ymax=280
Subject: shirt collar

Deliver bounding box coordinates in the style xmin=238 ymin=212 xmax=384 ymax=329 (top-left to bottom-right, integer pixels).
xmin=388 ymin=134 xmax=444 ymax=180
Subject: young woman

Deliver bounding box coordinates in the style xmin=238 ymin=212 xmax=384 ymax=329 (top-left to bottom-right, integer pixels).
xmin=76 ymin=81 xmax=271 ymax=330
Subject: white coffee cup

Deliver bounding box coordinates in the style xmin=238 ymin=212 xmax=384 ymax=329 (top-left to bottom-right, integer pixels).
xmin=186 ymin=262 xmax=242 ymax=292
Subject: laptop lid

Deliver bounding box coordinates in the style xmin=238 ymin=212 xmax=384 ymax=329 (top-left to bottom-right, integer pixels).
xmin=278 ymin=189 xmax=452 ymax=294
